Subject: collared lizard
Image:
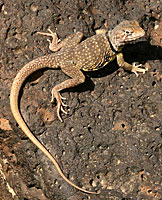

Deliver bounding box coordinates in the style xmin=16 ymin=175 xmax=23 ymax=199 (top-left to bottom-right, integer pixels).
xmin=10 ymin=20 xmax=148 ymax=194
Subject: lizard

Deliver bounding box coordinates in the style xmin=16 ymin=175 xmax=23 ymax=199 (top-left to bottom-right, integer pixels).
xmin=10 ymin=20 xmax=148 ymax=194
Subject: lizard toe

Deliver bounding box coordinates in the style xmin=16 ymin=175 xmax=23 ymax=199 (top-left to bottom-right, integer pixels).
xmin=51 ymin=89 xmax=68 ymax=120
xmin=61 ymin=106 xmax=68 ymax=114
xmin=57 ymin=105 xmax=63 ymax=122
xmin=60 ymin=94 xmax=66 ymax=100
xmin=131 ymin=64 xmax=148 ymax=76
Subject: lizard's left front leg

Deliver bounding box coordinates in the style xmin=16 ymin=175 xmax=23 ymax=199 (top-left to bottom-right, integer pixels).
xmin=51 ymin=64 xmax=85 ymax=121
xmin=117 ymin=53 xmax=148 ymax=76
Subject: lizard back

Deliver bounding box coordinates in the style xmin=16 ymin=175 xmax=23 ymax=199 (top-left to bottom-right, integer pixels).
xmin=53 ymin=33 xmax=117 ymax=71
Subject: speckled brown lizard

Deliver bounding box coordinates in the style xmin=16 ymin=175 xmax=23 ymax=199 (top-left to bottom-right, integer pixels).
xmin=10 ymin=20 xmax=148 ymax=194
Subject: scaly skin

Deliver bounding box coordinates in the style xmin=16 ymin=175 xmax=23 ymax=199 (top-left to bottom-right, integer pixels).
xmin=10 ymin=20 xmax=148 ymax=194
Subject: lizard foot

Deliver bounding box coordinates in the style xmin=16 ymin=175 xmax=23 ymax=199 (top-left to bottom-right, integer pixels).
xmin=131 ymin=63 xmax=148 ymax=77
xmin=51 ymin=89 xmax=68 ymax=122
xmin=37 ymin=29 xmax=61 ymax=51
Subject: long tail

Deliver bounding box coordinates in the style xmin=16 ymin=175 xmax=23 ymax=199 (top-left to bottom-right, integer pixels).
xmin=10 ymin=56 xmax=99 ymax=194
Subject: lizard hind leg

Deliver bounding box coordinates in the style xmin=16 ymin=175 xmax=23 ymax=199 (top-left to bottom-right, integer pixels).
xmin=51 ymin=65 xmax=85 ymax=121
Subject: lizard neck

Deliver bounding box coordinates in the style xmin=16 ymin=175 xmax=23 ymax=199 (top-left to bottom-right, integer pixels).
xmin=107 ymin=31 xmax=122 ymax=52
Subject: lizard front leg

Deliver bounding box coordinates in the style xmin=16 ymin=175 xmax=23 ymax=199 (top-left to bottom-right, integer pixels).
xmin=37 ymin=29 xmax=83 ymax=52
xmin=117 ymin=52 xmax=148 ymax=76
xmin=51 ymin=64 xmax=85 ymax=121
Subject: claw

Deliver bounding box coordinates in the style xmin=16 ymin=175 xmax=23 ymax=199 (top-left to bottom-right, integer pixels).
xmin=47 ymin=39 xmax=51 ymax=43
xmin=37 ymin=29 xmax=58 ymax=45
xmin=37 ymin=28 xmax=57 ymax=37
xmin=61 ymin=106 xmax=68 ymax=114
xmin=37 ymin=31 xmax=53 ymax=37
xmin=37 ymin=29 xmax=61 ymax=52
xmin=57 ymin=104 xmax=63 ymax=122
xmin=60 ymin=95 xmax=68 ymax=106
xmin=62 ymin=102 xmax=68 ymax=107
xmin=47 ymin=28 xmax=58 ymax=37
xmin=47 ymin=28 xmax=54 ymax=34
xmin=51 ymin=89 xmax=68 ymax=121
xmin=60 ymin=94 xmax=66 ymax=100
xmin=131 ymin=63 xmax=148 ymax=77
xmin=51 ymin=94 xmax=55 ymax=103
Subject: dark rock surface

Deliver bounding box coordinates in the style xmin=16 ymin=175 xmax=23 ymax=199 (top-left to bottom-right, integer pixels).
xmin=0 ymin=0 xmax=162 ymax=199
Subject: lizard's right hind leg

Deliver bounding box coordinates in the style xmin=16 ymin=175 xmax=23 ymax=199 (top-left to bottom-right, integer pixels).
xmin=51 ymin=64 xmax=85 ymax=122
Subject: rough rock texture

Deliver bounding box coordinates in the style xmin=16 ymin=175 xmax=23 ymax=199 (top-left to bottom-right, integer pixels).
xmin=0 ymin=0 xmax=162 ymax=199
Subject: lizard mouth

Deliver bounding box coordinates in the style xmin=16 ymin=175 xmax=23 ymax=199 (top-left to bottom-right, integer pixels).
xmin=134 ymin=30 xmax=145 ymax=38
xmin=136 ymin=31 xmax=145 ymax=38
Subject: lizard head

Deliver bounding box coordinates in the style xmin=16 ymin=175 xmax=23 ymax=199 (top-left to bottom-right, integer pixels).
xmin=108 ymin=20 xmax=145 ymax=51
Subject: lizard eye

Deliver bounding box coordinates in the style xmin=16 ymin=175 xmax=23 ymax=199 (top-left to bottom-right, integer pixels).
xmin=124 ymin=30 xmax=131 ymax=35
